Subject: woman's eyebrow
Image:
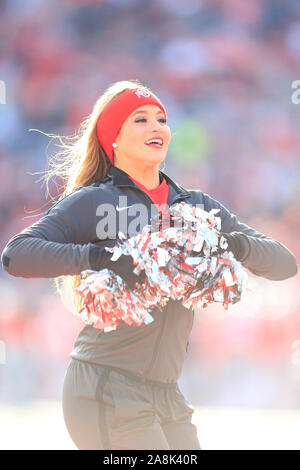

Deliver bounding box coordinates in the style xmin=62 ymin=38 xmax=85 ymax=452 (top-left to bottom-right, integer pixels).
xmin=132 ymin=109 xmax=164 ymax=116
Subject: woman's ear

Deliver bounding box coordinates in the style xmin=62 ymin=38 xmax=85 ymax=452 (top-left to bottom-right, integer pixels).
xmin=115 ymin=129 xmax=121 ymax=146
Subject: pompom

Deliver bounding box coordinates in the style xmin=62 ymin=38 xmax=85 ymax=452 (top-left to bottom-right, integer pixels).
xmin=75 ymin=202 xmax=248 ymax=330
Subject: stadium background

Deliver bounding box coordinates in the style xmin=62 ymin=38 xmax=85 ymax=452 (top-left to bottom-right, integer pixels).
xmin=0 ymin=0 xmax=300 ymax=449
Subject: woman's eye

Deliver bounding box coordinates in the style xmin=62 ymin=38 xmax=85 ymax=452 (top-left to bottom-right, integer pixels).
xmin=135 ymin=118 xmax=166 ymax=123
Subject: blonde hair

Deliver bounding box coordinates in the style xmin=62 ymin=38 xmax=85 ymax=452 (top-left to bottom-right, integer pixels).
xmin=38 ymin=79 xmax=156 ymax=315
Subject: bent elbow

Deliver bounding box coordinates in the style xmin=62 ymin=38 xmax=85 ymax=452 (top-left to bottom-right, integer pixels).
xmin=285 ymin=256 xmax=298 ymax=279
xmin=280 ymin=251 xmax=298 ymax=280
xmin=267 ymin=254 xmax=298 ymax=281
xmin=1 ymin=242 xmax=33 ymax=278
xmin=1 ymin=250 xmax=21 ymax=277
xmin=246 ymin=252 xmax=298 ymax=281
xmin=1 ymin=251 xmax=12 ymax=274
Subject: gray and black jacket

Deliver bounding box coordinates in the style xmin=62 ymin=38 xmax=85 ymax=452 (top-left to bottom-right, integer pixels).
xmin=1 ymin=165 xmax=297 ymax=383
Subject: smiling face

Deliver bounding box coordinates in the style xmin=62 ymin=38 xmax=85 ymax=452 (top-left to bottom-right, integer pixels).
xmin=113 ymin=104 xmax=171 ymax=168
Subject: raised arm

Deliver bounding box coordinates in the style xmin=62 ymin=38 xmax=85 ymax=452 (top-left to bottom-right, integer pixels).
xmin=201 ymin=192 xmax=298 ymax=281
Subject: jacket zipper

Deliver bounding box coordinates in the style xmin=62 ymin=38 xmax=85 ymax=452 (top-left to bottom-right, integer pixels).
xmin=117 ymin=181 xmax=191 ymax=379
xmin=132 ymin=187 xmax=161 ymax=215
xmin=186 ymin=311 xmax=195 ymax=352
xmin=118 ymin=183 xmax=190 ymax=216
xmin=143 ymin=305 xmax=168 ymax=379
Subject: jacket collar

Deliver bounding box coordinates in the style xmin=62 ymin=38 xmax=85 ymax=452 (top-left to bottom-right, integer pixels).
xmin=107 ymin=165 xmax=190 ymax=204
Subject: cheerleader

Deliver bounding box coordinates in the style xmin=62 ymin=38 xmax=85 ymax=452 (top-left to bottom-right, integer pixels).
xmin=1 ymin=79 xmax=297 ymax=450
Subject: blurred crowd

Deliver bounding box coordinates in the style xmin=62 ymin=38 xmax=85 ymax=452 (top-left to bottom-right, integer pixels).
xmin=0 ymin=0 xmax=300 ymax=407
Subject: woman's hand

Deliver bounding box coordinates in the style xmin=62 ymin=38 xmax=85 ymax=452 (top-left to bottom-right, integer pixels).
xmin=216 ymin=232 xmax=251 ymax=261
xmin=106 ymin=254 xmax=147 ymax=290
xmin=188 ymin=231 xmax=251 ymax=262
xmin=89 ymin=246 xmax=146 ymax=290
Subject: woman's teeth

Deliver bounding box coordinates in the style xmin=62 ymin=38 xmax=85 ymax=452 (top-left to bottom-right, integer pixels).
xmin=145 ymin=139 xmax=163 ymax=147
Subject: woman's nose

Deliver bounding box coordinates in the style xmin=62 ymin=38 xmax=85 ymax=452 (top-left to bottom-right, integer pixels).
xmin=149 ymin=119 xmax=164 ymax=130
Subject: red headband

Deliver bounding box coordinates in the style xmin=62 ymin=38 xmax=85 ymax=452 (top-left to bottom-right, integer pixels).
xmin=96 ymin=88 xmax=167 ymax=164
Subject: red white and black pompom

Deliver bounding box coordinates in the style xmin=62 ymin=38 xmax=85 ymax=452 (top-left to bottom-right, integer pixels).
xmin=75 ymin=202 xmax=248 ymax=331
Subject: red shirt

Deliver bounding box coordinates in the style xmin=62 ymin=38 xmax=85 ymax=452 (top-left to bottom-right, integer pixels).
xmin=129 ymin=175 xmax=169 ymax=214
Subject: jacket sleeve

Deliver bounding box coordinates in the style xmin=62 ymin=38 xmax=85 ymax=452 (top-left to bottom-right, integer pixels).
xmin=1 ymin=189 xmax=109 ymax=279
xmin=201 ymin=192 xmax=298 ymax=281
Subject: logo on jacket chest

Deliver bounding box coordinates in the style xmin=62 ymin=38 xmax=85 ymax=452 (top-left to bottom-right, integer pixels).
xmin=94 ymin=196 xmax=201 ymax=240
xmin=95 ymin=196 xmax=157 ymax=239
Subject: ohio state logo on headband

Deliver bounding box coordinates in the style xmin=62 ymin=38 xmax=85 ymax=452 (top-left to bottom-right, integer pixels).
xmin=134 ymin=88 xmax=151 ymax=98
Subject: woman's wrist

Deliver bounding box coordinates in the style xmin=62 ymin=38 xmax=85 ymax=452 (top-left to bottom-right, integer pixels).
xmin=89 ymin=245 xmax=112 ymax=271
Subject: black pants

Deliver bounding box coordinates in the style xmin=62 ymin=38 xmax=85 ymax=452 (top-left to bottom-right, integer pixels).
xmin=62 ymin=358 xmax=201 ymax=450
